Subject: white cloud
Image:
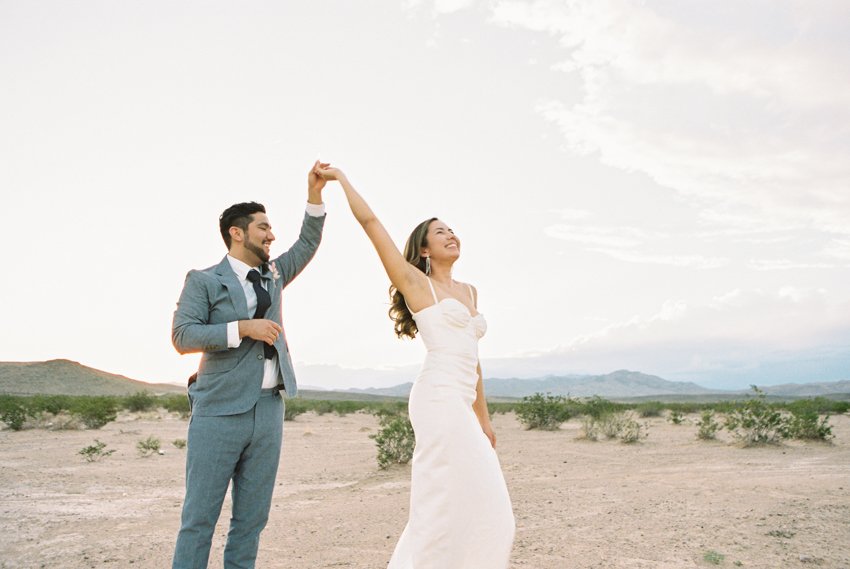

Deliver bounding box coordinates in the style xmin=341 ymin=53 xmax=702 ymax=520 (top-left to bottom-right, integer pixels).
xmin=407 ymin=0 xmax=478 ymax=14
xmin=557 ymin=286 xmax=845 ymax=358
xmin=491 ymin=0 xmax=850 ymax=239
xmin=823 ymin=239 xmax=850 ymax=260
xmin=552 ymin=208 xmax=591 ymax=221
xmin=544 ymin=212 xmax=726 ymax=268
xmin=591 ymin=248 xmax=728 ymax=269
xmin=748 ymin=259 xmax=843 ymax=271
xmin=545 ymin=224 xmax=651 ymax=248
xmin=434 ymin=0 xmax=477 ymax=13
xmin=486 ymin=286 xmax=850 ymax=385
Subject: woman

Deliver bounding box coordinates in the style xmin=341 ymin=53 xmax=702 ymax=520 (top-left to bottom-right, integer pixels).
xmin=316 ymin=165 xmax=515 ymax=568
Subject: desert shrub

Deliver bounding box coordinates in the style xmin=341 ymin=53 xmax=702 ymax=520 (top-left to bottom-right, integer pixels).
xmin=783 ymin=397 xmax=848 ymax=415
xmin=515 ymin=393 xmax=572 ymax=430
xmin=581 ymin=411 xmax=647 ymax=443
xmin=330 ymin=400 xmax=363 ymax=417
xmin=369 ymin=401 xmax=408 ymax=417
xmin=161 ymin=395 xmax=191 ymax=417
xmin=703 ymin=550 xmax=725 ymax=565
xmin=172 ymin=438 xmax=187 ymax=449
xmin=724 ymin=386 xmax=790 ymax=446
xmin=79 ymin=439 xmax=115 ymax=462
xmin=580 ymin=396 xmax=622 ymax=419
xmin=579 ymin=415 xmax=600 ymax=440
xmin=284 ymin=399 xmax=308 ymax=421
xmin=311 ymin=400 xmax=336 ymax=416
xmin=370 ymin=413 xmax=415 ymax=469
xmin=696 ymin=410 xmax=722 ymax=440
xmin=668 ymin=409 xmax=685 ymax=425
xmin=599 ymin=413 xmax=624 ymax=439
xmin=27 ymin=395 xmax=72 ymax=416
xmin=617 ymin=414 xmax=647 ymax=443
xmin=489 ymin=402 xmax=517 ymax=415
xmin=636 ymin=401 xmax=664 ymax=418
xmin=785 ymin=400 xmax=833 ymax=441
xmin=72 ymin=397 xmax=118 ymax=429
xmin=137 ymin=435 xmax=161 ymax=457
xmin=123 ymin=391 xmax=157 ymax=413
xmin=0 ymin=402 xmax=27 ymax=431
xmin=667 ymin=402 xmax=703 ymax=415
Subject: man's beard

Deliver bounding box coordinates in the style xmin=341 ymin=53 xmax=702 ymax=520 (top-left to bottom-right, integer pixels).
xmin=245 ymin=240 xmax=270 ymax=264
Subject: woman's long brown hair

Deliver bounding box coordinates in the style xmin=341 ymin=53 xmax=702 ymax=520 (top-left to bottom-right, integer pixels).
xmin=389 ymin=217 xmax=438 ymax=339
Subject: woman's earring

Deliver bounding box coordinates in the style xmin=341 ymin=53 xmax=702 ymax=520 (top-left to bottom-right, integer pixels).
xmin=424 ymin=257 xmax=431 ymax=275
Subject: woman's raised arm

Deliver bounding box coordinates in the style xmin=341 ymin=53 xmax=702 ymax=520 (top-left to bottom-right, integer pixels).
xmin=316 ymin=166 xmax=427 ymax=301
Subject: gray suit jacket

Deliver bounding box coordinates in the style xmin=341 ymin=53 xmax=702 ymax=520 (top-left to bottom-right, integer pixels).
xmin=172 ymin=212 xmax=325 ymax=416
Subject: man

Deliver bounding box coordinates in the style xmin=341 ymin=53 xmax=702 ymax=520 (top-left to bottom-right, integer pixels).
xmin=171 ymin=162 xmax=328 ymax=568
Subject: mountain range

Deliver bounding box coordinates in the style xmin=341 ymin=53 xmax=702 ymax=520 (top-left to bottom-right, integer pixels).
xmin=1 ymin=360 xmax=848 ymax=400
xmin=347 ymin=370 xmax=850 ymax=400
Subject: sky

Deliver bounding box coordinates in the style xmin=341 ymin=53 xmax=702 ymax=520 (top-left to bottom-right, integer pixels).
xmin=2 ymin=0 xmax=849 ymax=391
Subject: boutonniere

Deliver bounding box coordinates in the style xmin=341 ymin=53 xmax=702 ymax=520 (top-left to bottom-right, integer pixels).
xmin=269 ymin=262 xmax=281 ymax=281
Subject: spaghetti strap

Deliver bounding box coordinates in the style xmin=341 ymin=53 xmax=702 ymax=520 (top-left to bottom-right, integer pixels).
xmin=426 ymin=277 xmax=439 ymax=304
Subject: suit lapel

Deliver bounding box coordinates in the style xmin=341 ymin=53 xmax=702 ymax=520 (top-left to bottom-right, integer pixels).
xmin=214 ymin=256 xmax=250 ymax=319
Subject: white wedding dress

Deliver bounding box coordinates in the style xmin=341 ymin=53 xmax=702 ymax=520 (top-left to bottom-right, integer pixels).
xmin=388 ymin=279 xmax=515 ymax=569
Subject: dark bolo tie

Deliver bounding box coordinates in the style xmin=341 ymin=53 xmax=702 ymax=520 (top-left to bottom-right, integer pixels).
xmin=247 ymin=269 xmax=276 ymax=359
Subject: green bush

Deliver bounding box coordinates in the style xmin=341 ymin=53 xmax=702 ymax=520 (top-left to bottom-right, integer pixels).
xmin=581 ymin=411 xmax=647 ymax=443
xmin=489 ymin=402 xmax=517 ymax=415
xmin=580 ymin=396 xmax=622 ymax=419
xmin=79 ymin=439 xmax=115 ymax=462
xmin=668 ymin=409 xmax=685 ymax=425
xmin=330 ymin=400 xmax=363 ymax=417
xmin=27 ymin=395 xmax=72 ymax=416
xmin=636 ymin=401 xmax=664 ymax=418
xmin=311 ymin=400 xmax=336 ymax=416
xmin=369 ymin=401 xmax=408 ymax=417
xmin=137 ymin=435 xmax=161 ymax=457
xmin=617 ymin=413 xmax=647 ymax=443
xmin=172 ymin=438 xmax=187 ymax=449
xmin=515 ymin=393 xmax=572 ymax=430
xmin=284 ymin=399 xmax=308 ymax=421
xmin=0 ymin=402 xmax=27 ymax=431
xmin=696 ymin=410 xmax=722 ymax=440
xmin=72 ymin=397 xmax=118 ymax=429
xmin=161 ymin=395 xmax=191 ymax=417
xmin=123 ymin=391 xmax=157 ymax=413
xmin=370 ymin=413 xmax=415 ymax=469
xmin=786 ymin=400 xmax=833 ymax=441
xmin=784 ymin=397 xmax=848 ymax=415
xmin=724 ymin=386 xmax=790 ymax=446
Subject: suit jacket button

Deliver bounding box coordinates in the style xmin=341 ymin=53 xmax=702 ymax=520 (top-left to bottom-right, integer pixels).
xmin=257 ymin=354 xmax=263 ymax=360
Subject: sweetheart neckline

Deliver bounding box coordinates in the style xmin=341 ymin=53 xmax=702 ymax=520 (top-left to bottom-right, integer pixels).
xmin=413 ymin=297 xmax=484 ymax=319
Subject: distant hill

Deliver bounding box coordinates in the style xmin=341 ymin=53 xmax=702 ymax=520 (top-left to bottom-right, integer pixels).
xmin=759 ymin=380 xmax=850 ymax=397
xmin=3 ymin=360 xmax=847 ymax=401
xmin=348 ymin=370 xmax=850 ymax=400
xmin=349 ymin=370 xmax=716 ymax=399
xmin=297 ymin=389 xmax=405 ymax=402
xmin=0 ymin=360 xmax=184 ymax=396
xmin=485 ymin=370 xmax=715 ymax=398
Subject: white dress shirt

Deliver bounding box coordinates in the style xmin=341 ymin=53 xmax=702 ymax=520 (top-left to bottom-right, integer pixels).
xmin=225 ymin=202 xmax=325 ymax=388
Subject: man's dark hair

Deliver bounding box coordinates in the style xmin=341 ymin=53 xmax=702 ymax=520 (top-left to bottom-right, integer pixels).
xmin=219 ymin=202 xmax=266 ymax=249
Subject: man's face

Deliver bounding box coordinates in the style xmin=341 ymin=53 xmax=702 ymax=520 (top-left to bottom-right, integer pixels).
xmin=242 ymin=212 xmax=275 ymax=264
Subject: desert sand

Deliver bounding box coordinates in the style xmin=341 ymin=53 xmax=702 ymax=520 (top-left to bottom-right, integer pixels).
xmin=0 ymin=409 xmax=848 ymax=569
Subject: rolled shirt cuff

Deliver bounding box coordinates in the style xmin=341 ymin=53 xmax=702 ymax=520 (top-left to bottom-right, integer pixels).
xmin=305 ymin=202 xmax=326 ymax=217
xmin=226 ymin=321 xmax=242 ymax=348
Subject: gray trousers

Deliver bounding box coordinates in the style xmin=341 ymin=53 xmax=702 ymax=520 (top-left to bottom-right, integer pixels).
xmin=173 ymin=389 xmax=284 ymax=569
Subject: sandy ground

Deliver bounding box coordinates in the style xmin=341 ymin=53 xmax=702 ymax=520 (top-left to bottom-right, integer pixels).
xmin=0 ymin=409 xmax=848 ymax=569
